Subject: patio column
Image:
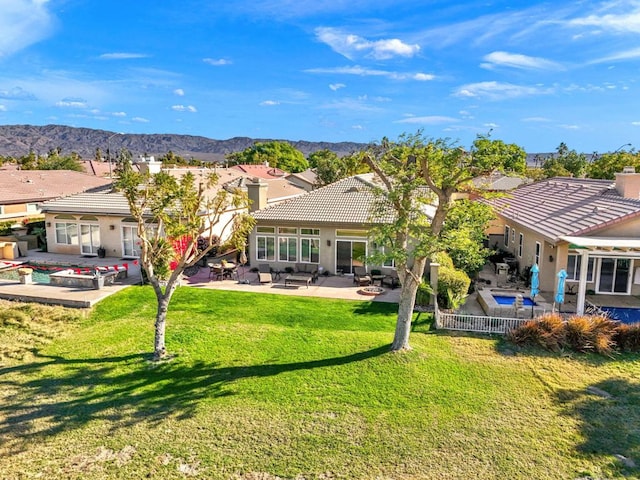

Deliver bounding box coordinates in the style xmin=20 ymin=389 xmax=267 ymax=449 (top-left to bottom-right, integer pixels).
xmin=575 ymin=250 xmax=590 ymax=315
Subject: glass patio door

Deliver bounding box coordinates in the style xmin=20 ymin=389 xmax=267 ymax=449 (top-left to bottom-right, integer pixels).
xmin=122 ymin=225 xmax=140 ymax=258
xmin=80 ymin=224 xmax=101 ymax=255
xmin=597 ymin=258 xmax=632 ymax=294
xmin=336 ymin=240 xmax=367 ymax=275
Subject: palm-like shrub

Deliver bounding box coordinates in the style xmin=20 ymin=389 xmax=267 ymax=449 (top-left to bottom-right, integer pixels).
xmin=614 ymin=323 xmax=640 ymax=352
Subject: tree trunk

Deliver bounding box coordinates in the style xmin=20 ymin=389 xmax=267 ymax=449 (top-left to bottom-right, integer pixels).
xmin=154 ymin=295 xmax=170 ymax=360
xmin=391 ymin=257 xmax=427 ymax=351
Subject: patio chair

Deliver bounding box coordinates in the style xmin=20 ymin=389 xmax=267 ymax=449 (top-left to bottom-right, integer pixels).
xmin=353 ymin=266 xmax=372 ymax=286
xmin=209 ymin=264 xmax=224 ymax=281
xmin=258 ymin=264 xmax=272 ymax=284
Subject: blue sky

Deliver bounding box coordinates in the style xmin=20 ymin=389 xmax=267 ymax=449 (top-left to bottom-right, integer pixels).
xmin=1 ymin=0 xmax=640 ymax=153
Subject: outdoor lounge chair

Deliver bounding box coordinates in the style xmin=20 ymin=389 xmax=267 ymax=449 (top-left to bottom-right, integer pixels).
xmin=353 ymin=266 xmax=372 ymax=286
xmin=258 ymin=264 xmax=272 ymax=284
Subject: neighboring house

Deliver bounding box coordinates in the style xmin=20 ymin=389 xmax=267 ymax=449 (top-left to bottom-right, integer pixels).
xmin=224 ymin=177 xmax=305 ymax=206
xmin=231 ymin=164 xmax=287 ymax=179
xmin=0 ymin=166 xmax=112 ymax=223
xmin=285 ymin=169 xmax=317 ymax=191
xmin=38 ymin=162 xmax=301 ymax=259
xmin=483 ymin=168 xmax=640 ymax=314
xmin=471 ymin=172 xmax=529 ymax=192
xmin=249 ymin=174 xmax=407 ymax=276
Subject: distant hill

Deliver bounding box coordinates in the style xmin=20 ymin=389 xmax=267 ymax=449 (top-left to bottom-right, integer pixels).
xmin=0 ymin=124 xmax=368 ymax=162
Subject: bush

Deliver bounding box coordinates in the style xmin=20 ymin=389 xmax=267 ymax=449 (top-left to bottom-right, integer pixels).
xmin=614 ymin=323 xmax=640 ymax=352
xmin=508 ymin=313 xmax=622 ymax=356
xmin=415 ymin=282 xmax=432 ymax=307
xmin=432 ymin=251 xmax=454 ymax=269
xmin=437 ymin=265 xmax=470 ymax=309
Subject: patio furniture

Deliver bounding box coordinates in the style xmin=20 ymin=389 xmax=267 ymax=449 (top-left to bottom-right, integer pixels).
xmin=208 ymin=263 xmax=224 ymax=281
xmin=353 ymin=266 xmax=372 ymax=286
xmin=381 ymin=273 xmax=400 ymax=289
xmin=285 ymin=275 xmax=312 ymax=288
xmin=223 ymin=263 xmax=237 ymax=280
xmin=258 ymin=264 xmax=272 ymax=284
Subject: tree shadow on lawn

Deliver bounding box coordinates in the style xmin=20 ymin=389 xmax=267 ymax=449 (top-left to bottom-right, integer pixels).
xmin=0 ymin=344 xmax=390 ymax=454
xmin=554 ymin=378 xmax=640 ymax=476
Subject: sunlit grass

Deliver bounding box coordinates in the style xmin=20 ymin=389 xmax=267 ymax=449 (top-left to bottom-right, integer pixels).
xmin=0 ymin=287 xmax=638 ymax=479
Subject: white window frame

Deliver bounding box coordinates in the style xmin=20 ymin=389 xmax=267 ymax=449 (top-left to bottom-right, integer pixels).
xmin=278 ymin=237 xmax=297 ymax=262
xmin=518 ymin=233 xmax=524 ymax=258
xmin=256 ymin=235 xmax=275 ymax=261
xmin=55 ymin=222 xmax=78 ymax=245
xmin=300 ymin=237 xmax=320 ymax=263
xmin=567 ymin=254 xmax=594 ymax=282
xmin=534 ymin=242 xmax=541 ymax=266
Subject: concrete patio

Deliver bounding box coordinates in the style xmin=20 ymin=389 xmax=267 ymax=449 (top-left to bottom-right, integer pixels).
xmin=0 ymin=251 xmax=401 ymax=307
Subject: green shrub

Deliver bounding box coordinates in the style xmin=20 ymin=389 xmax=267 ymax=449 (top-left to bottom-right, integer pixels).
xmin=432 ymin=251 xmax=454 ymax=269
xmin=414 ymin=282 xmax=432 ymax=307
xmin=437 ymin=265 xmax=470 ymax=309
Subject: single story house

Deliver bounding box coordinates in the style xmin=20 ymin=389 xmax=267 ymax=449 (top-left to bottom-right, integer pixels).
xmin=0 ymin=166 xmax=112 ymax=223
xmin=249 ymin=174 xmax=418 ymax=276
xmin=483 ymin=168 xmax=640 ymax=314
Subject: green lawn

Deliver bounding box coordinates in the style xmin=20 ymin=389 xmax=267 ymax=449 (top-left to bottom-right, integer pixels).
xmin=1 ymin=287 xmax=639 ymax=479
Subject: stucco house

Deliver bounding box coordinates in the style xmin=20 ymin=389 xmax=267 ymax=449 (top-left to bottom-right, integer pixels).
xmin=483 ymin=168 xmax=640 ymax=314
xmin=0 ymin=166 xmax=112 ymax=223
xmin=248 ymin=174 xmax=414 ymax=276
xmin=39 ymin=163 xmax=303 ymax=259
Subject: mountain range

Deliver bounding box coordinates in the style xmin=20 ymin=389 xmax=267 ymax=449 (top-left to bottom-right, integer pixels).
xmin=0 ymin=124 xmax=367 ymax=162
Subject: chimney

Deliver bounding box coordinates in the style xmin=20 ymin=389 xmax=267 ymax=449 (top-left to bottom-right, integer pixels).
xmin=615 ymin=167 xmax=640 ymax=199
xmin=247 ymin=177 xmax=268 ymax=212
xmin=136 ymin=155 xmax=162 ymax=175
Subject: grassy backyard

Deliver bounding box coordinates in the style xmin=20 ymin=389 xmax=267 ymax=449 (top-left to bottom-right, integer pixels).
xmin=0 ymin=287 xmax=639 ymax=479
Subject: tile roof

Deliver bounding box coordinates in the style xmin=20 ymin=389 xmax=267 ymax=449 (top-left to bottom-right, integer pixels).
xmin=231 ymin=164 xmax=287 ymax=179
xmin=472 ymin=173 xmax=529 ymax=191
xmin=40 ymin=191 xmax=134 ymax=215
xmin=0 ymin=168 xmax=113 ymax=204
xmin=484 ymin=177 xmax=640 ymax=241
xmin=224 ymin=177 xmax=305 ymax=202
xmin=286 ymin=169 xmax=317 ymax=184
xmin=252 ymin=174 xmax=396 ymax=224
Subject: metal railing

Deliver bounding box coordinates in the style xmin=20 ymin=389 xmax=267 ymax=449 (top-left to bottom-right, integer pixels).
xmin=435 ymin=306 xmax=529 ymax=335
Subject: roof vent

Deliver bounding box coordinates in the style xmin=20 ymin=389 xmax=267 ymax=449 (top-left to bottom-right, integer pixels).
xmin=622 ymin=166 xmax=636 ymax=174
xmin=346 ymin=186 xmax=361 ymax=193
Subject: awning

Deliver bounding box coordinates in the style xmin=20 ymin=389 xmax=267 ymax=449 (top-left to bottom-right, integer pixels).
xmin=559 ymin=236 xmax=640 ymax=252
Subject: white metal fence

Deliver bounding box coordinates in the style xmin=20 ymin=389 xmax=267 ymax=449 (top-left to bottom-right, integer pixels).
xmin=435 ymin=309 xmax=530 ymax=335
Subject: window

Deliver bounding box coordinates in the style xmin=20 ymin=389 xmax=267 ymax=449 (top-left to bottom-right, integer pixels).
xmin=336 ymin=229 xmax=367 ymax=237
xmin=534 ymin=242 xmax=541 ymax=265
xmin=257 ymin=226 xmax=275 ymax=234
xmin=55 ymin=222 xmax=78 ymax=245
xmin=300 ymin=228 xmax=320 ymax=236
xmin=256 ymin=236 xmax=275 ymax=261
xmin=518 ymin=233 xmax=523 ymax=257
xmin=278 ymin=227 xmax=297 ymax=235
xmin=511 ymin=229 xmax=515 ymax=244
xmin=567 ymin=254 xmax=594 ymax=282
xmin=300 ymin=238 xmax=320 ymax=263
xmin=26 ymin=203 xmax=39 ymax=213
xmin=278 ymin=237 xmax=297 ymax=262
xmin=504 ymin=226 xmax=510 ymax=247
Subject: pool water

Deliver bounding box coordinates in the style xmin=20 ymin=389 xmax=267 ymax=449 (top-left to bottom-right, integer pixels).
xmin=598 ymin=306 xmax=640 ymax=325
xmin=492 ymin=295 xmax=536 ymax=306
xmin=0 ymin=263 xmax=87 ymax=284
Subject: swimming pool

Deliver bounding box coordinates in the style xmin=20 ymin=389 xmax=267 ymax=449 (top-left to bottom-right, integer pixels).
xmin=492 ymin=294 xmax=536 ymax=307
xmin=0 ymin=262 xmax=88 ymax=284
xmin=598 ymin=306 xmax=640 ymax=325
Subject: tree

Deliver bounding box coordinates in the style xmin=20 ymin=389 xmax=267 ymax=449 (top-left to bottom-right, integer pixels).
xmin=587 ymin=150 xmax=640 ymax=179
xmin=226 ymin=141 xmax=309 ymax=173
xmin=472 ymin=135 xmax=527 ymax=174
xmin=310 ymin=150 xmax=371 ymax=187
xmin=114 ymin=163 xmax=255 ymax=360
xmin=364 ymin=133 xmax=506 ymax=351
xmin=542 ymin=143 xmax=588 ymax=178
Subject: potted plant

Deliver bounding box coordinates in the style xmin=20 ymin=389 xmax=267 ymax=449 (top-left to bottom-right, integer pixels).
xmin=97 ymin=246 xmax=106 ymax=258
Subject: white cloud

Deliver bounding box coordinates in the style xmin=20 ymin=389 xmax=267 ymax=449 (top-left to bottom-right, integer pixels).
xmin=0 ymin=86 xmax=36 ymax=100
xmin=260 ymin=100 xmax=280 ymax=106
xmin=590 ymin=47 xmax=640 ymax=64
xmin=483 ymin=122 xmax=499 ymax=128
xmin=306 ymin=65 xmax=434 ymax=81
xmin=329 ymin=83 xmax=345 ymax=91
xmin=481 ymin=51 xmax=562 ymax=70
xmin=631 ymin=121 xmax=640 ymax=126
xmin=0 ymin=0 xmax=55 ymax=58
xmin=315 ymin=27 xmax=419 ymax=60
xmin=559 ymin=124 xmax=580 ymax=130
xmin=352 ymin=125 xmax=364 ymax=130
xmin=522 ymin=116 xmax=551 ymax=122
xmin=55 ymin=98 xmax=88 ymax=108
xmin=171 ymin=104 xmax=197 ymax=112
xmin=569 ymin=9 xmax=640 ymax=33
xmin=132 ymin=117 xmax=149 ymax=123
xmin=0 ymin=105 xmax=6 ymax=111
xmin=174 ymin=88 xmax=185 ymax=96
xmin=203 ymin=58 xmax=232 ymax=66
xmin=99 ymin=52 xmax=149 ymax=60
xmin=454 ymin=81 xmax=552 ymax=100
xmin=112 ymin=111 xmax=127 ymax=117
xmin=395 ymin=115 xmax=458 ymax=125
